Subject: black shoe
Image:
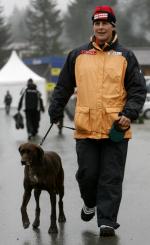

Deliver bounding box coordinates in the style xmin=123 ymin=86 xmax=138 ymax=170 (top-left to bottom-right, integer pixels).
xmin=81 ymin=205 xmax=95 ymax=222
xmin=100 ymin=225 xmax=115 ymax=237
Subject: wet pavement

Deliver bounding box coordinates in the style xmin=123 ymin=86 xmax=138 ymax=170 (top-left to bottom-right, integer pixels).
xmin=0 ymin=107 xmax=150 ymax=245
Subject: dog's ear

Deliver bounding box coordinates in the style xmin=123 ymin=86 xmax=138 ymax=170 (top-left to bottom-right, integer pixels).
xmin=36 ymin=146 xmax=44 ymax=161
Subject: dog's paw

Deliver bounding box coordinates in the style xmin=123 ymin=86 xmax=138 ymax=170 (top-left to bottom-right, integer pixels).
xmin=58 ymin=214 xmax=66 ymax=223
xmin=23 ymin=221 xmax=30 ymax=229
xmin=48 ymin=225 xmax=58 ymax=234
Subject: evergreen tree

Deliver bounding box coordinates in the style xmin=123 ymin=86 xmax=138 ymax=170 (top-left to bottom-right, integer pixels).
xmin=26 ymin=0 xmax=63 ymax=56
xmin=129 ymin=0 xmax=150 ymax=45
xmin=116 ymin=0 xmax=150 ymax=47
xmin=9 ymin=7 xmax=29 ymax=43
xmin=0 ymin=4 xmax=11 ymax=68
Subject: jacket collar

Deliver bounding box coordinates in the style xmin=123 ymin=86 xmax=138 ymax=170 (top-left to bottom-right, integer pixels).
xmin=91 ymin=32 xmax=118 ymax=51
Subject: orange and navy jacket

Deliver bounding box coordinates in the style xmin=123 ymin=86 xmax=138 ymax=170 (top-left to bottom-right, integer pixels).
xmin=49 ymin=35 xmax=146 ymax=139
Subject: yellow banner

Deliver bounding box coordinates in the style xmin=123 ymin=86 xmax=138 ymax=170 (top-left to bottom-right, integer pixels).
xmin=46 ymin=82 xmax=56 ymax=91
xmin=51 ymin=67 xmax=61 ymax=76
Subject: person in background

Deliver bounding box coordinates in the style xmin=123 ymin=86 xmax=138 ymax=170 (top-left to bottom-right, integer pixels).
xmin=4 ymin=90 xmax=12 ymax=115
xmin=48 ymin=5 xmax=146 ymax=236
xmin=18 ymin=78 xmax=45 ymax=140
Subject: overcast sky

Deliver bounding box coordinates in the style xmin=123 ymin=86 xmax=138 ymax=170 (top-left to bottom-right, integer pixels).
xmin=1 ymin=0 xmax=73 ymax=16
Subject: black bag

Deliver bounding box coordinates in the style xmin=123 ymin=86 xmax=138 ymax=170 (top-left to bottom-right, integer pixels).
xmin=13 ymin=112 xmax=24 ymax=129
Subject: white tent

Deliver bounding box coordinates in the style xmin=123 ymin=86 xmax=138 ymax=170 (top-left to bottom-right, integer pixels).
xmin=0 ymin=50 xmax=46 ymax=108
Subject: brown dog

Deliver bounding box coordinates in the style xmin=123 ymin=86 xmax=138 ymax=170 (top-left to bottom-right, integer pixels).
xmin=18 ymin=142 xmax=66 ymax=234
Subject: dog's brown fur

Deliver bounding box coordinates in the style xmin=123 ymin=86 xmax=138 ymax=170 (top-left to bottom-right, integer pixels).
xmin=19 ymin=142 xmax=66 ymax=234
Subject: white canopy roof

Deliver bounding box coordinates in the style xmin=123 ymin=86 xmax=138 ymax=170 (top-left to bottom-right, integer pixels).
xmin=0 ymin=51 xmax=46 ymax=108
xmin=0 ymin=50 xmax=45 ymax=84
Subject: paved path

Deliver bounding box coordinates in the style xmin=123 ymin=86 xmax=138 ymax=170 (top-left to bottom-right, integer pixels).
xmin=0 ymin=108 xmax=150 ymax=245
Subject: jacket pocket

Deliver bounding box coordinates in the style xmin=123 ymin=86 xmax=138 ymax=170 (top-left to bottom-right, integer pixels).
xmin=75 ymin=106 xmax=91 ymax=132
xmin=102 ymin=107 xmax=122 ymax=134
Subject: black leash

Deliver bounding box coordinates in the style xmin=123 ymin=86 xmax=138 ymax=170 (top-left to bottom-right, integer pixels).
xmin=39 ymin=123 xmax=53 ymax=146
xmin=62 ymin=125 xmax=75 ymax=130
xmin=39 ymin=124 xmax=75 ymax=146
xmin=40 ymin=123 xmax=112 ymax=146
xmin=39 ymin=121 xmax=130 ymax=146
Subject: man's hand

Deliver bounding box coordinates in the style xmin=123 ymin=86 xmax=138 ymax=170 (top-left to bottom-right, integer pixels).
xmin=118 ymin=115 xmax=131 ymax=129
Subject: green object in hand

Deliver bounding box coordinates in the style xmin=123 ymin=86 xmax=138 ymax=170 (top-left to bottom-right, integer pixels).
xmin=109 ymin=121 xmax=129 ymax=142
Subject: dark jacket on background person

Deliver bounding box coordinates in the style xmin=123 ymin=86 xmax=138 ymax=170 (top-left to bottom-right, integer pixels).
xmin=18 ymin=83 xmax=44 ymax=112
xmin=18 ymin=83 xmax=44 ymax=139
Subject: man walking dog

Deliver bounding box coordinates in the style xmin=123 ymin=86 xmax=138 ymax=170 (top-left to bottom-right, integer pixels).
xmin=48 ymin=5 xmax=146 ymax=236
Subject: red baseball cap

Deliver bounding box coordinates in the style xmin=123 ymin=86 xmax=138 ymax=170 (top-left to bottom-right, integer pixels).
xmin=92 ymin=5 xmax=116 ymax=26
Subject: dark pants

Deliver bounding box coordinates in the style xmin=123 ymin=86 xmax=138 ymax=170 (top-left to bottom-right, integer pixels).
xmin=25 ymin=110 xmax=40 ymax=136
xmin=76 ymin=138 xmax=128 ymax=229
xmin=5 ymin=104 xmax=11 ymax=114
